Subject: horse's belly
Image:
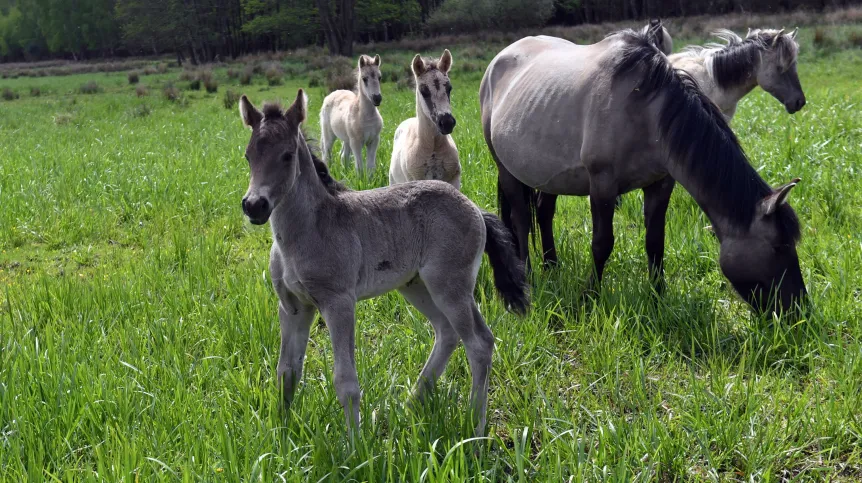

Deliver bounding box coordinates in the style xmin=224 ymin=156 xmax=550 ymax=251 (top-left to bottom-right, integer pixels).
xmin=492 ymin=128 xmax=589 ymax=196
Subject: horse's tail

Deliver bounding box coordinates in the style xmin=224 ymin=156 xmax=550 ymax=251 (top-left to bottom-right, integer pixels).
xmin=482 ymin=212 xmax=529 ymax=315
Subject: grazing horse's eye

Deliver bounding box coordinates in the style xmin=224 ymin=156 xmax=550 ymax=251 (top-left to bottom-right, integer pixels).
xmin=420 ymin=86 xmax=431 ymax=98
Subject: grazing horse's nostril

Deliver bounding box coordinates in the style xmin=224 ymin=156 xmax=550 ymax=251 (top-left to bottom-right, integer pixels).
xmin=437 ymin=114 xmax=456 ymax=134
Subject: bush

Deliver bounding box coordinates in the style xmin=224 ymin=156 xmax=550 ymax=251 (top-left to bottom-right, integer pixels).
xmin=163 ymin=83 xmax=181 ymax=102
xmin=142 ymin=66 xmax=158 ymax=75
xmin=240 ymin=66 xmax=254 ymax=86
xmin=30 ymin=87 xmax=41 ymax=97
xmin=130 ymin=104 xmax=151 ymax=118
xmin=395 ymin=76 xmax=414 ymax=91
xmin=136 ymin=85 xmax=149 ymax=97
xmin=79 ymin=81 xmax=101 ymax=94
xmin=179 ymin=69 xmax=196 ymax=81
xmin=188 ymin=78 xmax=201 ymax=90
xmin=204 ymin=77 xmax=218 ymax=93
xmin=427 ymin=0 xmax=554 ymax=34
xmin=227 ymin=68 xmax=239 ymax=79
xmin=849 ymin=31 xmax=862 ymax=48
xmin=223 ymin=89 xmax=240 ymax=110
xmin=128 ymin=72 xmax=140 ymax=84
xmin=308 ymin=71 xmax=324 ymax=87
xmin=53 ymin=113 xmax=73 ymax=125
xmin=325 ymin=64 xmax=356 ymax=93
xmin=2 ymin=88 xmax=19 ymax=101
xmin=157 ymin=63 xmax=168 ymax=74
xmin=265 ymin=65 xmax=284 ymax=86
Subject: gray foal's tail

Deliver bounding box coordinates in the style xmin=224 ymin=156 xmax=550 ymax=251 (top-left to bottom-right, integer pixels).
xmin=482 ymin=212 xmax=530 ymax=315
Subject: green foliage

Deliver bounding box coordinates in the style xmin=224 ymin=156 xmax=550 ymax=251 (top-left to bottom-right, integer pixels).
xmin=1 ymin=87 xmax=18 ymax=100
xmin=223 ymin=89 xmax=240 ymax=109
xmin=427 ymin=0 xmax=554 ymax=33
xmin=78 ymin=81 xmax=101 ymax=94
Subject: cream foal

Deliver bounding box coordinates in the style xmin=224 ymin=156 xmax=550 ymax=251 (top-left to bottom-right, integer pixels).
xmin=389 ymin=50 xmax=460 ymax=189
xmin=320 ymin=54 xmax=383 ymax=174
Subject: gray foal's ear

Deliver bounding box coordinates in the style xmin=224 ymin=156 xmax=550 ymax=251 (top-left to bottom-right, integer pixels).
xmin=762 ymin=177 xmax=800 ymax=215
xmin=411 ymin=54 xmax=425 ymax=76
xmin=439 ymin=49 xmax=453 ymax=74
xmin=239 ymin=95 xmax=262 ymax=129
xmin=286 ymin=89 xmax=308 ymax=124
xmin=373 ymin=54 xmax=381 ymax=67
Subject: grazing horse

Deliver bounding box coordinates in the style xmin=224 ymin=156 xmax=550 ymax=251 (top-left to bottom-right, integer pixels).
xmin=481 ymin=30 xmax=806 ymax=313
xmin=641 ymin=18 xmax=674 ymax=56
xmin=389 ymin=50 xmax=461 ymax=189
xmin=320 ymin=54 xmax=383 ymax=174
xmin=238 ymin=91 xmax=528 ymax=437
xmin=535 ymin=28 xmax=806 ymax=266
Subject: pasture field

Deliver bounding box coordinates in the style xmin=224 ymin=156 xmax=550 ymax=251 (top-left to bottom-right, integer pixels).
xmin=1 ymin=27 xmax=861 ymax=481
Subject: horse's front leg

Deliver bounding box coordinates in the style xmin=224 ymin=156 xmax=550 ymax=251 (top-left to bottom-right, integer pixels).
xmin=536 ymin=192 xmax=559 ymax=268
xmin=587 ymin=170 xmax=618 ymax=294
xmin=643 ymin=176 xmax=676 ymax=294
xmin=365 ymin=135 xmax=380 ymax=174
xmin=350 ymin=138 xmax=366 ymax=175
xmin=277 ymin=294 xmax=317 ymax=409
xmin=318 ymin=296 xmax=361 ymax=436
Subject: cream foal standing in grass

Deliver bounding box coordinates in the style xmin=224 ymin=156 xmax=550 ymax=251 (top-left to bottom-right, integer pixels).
xmin=389 ymin=50 xmax=460 ymax=189
xmin=320 ymin=54 xmax=383 ymax=174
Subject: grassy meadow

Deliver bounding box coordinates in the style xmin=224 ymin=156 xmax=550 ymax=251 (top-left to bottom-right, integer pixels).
xmin=1 ymin=22 xmax=862 ymax=482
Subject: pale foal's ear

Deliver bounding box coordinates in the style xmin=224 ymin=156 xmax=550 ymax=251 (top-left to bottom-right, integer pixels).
xmin=762 ymin=177 xmax=800 ymax=215
xmin=438 ymin=49 xmax=453 ymax=74
xmin=373 ymin=54 xmax=381 ymax=67
xmin=411 ymin=54 xmax=425 ymax=76
xmin=286 ymin=88 xmax=308 ymax=124
xmin=239 ymin=94 xmax=262 ymax=129
xmin=359 ymin=55 xmax=368 ymax=68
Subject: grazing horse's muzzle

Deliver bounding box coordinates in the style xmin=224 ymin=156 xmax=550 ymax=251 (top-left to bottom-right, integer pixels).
xmin=437 ymin=113 xmax=456 ymax=135
xmin=242 ymin=195 xmax=271 ymax=225
xmin=371 ymin=94 xmax=383 ymax=106
xmin=786 ymin=96 xmax=806 ymax=114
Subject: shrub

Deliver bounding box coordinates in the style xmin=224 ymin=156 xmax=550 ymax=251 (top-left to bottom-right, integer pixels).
xmin=188 ymin=78 xmax=201 ymax=90
xmin=240 ymin=66 xmax=254 ymax=86
xmin=79 ymin=81 xmax=101 ymax=94
xmin=143 ymin=66 xmax=158 ymax=75
xmin=179 ymin=69 xmax=196 ymax=81
xmin=130 ymin=104 xmax=151 ymax=118
xmin=223 ymin=89 xmax=240 ymax=110
xmin=325 ymin=64 xmax=356 ymax=93
xmin=30 ymin=87 xmax=41 ymax=97
xmin=265 ymin=65 xmax=284 ymax=86
xmin=163 ymin=83 xmax=181 ymax=102
xmin=2 ymin=88 xmax=19 ymax=101
xmin=308 ymin=71 xmax=324 ymax=87
xmin=136 ymin=85 xmax=149 ymax=97
xmin=157 ymin=62 xmax=168 ymax=73
xmin=227 ymin=68 xmax=239 ymax=79
xmin=849 ymin=31 xmax=862 ymax=48
xmin=395 ymin=76 xmax=414 ymax=91
xmin=204 ymin=77 xmax=218 ymax=93
xmin=128 ymin=72 xmax=140 ymax=84
xmin=53 ymin=113 xmax=73 ymax=125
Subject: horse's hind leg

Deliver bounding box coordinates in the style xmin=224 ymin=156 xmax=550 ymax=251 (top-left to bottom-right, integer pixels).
xmin=340 ymin=142 xmax=352 ymax=166
xmin=496 ymin=165 xmax=533 ymax=267
xmin=398 ymin=279 xmax=460 ymax=402
xmin=643 ymin=176 xmax=676 ymax=294
xmin=422 ymin=270 xmax=494 ymax=437
xmin=320 ymin=119 xmax=335 ymax=164
xmin=536 ymin=192 xmax=559 ymax=268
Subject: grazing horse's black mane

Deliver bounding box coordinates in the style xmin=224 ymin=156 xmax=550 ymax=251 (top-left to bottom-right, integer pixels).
xmin=260 ymin=101 xmax=350 ymax=196
xmin=610 ymin=29 xmax=800 ymax=243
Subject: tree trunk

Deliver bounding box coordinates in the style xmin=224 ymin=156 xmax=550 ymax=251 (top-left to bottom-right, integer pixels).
xmin=316 ymin=0 xmax=356 ymax=56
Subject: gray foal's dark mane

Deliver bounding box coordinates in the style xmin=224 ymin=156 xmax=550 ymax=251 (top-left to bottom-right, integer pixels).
xmin=610 ymin=30 xmax=800 ymax=243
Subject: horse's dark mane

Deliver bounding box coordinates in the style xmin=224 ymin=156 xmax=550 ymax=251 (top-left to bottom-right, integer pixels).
xmin=259 ymin=101 xmax=350 ymax=196
xmin=610 ymin=29 xmax=800 ymax=243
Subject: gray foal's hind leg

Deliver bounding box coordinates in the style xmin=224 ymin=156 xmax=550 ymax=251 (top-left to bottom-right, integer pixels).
xmin=422 ymin=270 xmax=494 ymax=437
xmin=277 ymin=295 xmax=317 ymax=409
xmin=398 ymin=279 xmax=461 ymax=403
xmin=318 ymin=297 xmax=361 ymax=435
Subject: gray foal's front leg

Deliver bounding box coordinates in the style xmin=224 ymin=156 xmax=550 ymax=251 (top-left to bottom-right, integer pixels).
xmin=318 ymin=297 xmax=361 ymax=434
xmin=277 ymin=295 xmax=317 ymax=409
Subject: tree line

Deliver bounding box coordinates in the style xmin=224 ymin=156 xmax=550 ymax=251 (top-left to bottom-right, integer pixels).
xmin=0 ymin=0 xmax=850 ymax=63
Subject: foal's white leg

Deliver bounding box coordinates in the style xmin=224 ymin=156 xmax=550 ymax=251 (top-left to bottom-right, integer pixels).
xmin=318 ymin=296 xmax=361 ymax=435
xmin=340 ymin=142 xmax=352 ymax=166
xmin=277 ymin=294 xmax=317 ymax=408
xmin=350 ymin=137 xmax=366 ymax=175
xmin=398 ymin=279 xmax=460 ymax=402
xmin=422 ymin=271 xmax=494 ymax=437
xmin=365 ymin=136 xmax=380 ymax=174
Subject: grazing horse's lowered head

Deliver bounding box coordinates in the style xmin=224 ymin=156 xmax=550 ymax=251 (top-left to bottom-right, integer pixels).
xmin=239 ymin=89 xmax=309 ymax=224
xmin=358 ymin=54 xmax=383 ymax=106
xmin=641 ymin=18 xmax=673 ymax=55
xmin=411 ymin=49 xmax=456 ymax=135
xmin=684 ymin=28 xmax=805 ymax=113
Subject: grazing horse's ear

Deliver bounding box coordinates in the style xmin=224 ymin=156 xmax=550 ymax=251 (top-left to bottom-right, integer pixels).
xmin=411 ymin=54 xmax=426 ymax=76
xmin=439 ymin=49 xmax=453 ymax=74
xmin=373 ymin=54 xmax=381 ymax=67
xmin=286 ymin=89 xmax=308 ymax=124
xmin=772 ymin=28 xmax=786 ymax=47
xmin=239 ymin=95 xmax=262 ymax=129
xmin=762 ymin=178 xmax=800 ymax=215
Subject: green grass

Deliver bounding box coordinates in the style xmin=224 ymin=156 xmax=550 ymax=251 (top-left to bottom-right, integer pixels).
xmin=1 ymin=29 xmax=861 ymax=481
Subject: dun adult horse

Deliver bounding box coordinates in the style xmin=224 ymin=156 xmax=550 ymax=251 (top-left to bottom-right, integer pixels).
xmin=389 ymin=50 xmax=461 ymax=189
xmin=481 ymin=30 xmax=806 ymax=313
xmin=238 ymin=91 xmax=528 ymax=437
xmin=535 ymin=28 xmax=806 ymax=266
xmin=320 ymin=54 xmax=383 ymax=173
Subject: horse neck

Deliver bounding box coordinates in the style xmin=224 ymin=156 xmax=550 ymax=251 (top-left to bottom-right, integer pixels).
xmin=355 ymin=84 xmax=377 ymax=117
xmin=415 ymin=91 xmax=441 ymax=144
xmin=270 ymin=140 xmax=332 ymax=241
xmin=707 ymin=47 xmax=760 ymax=110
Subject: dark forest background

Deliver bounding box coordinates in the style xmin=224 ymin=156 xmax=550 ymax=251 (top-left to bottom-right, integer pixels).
xmin=0 ymin=0 xmax=855 ymax=63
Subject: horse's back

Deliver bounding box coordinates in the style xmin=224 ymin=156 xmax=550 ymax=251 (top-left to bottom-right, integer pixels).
xmin=481 ymin=35 xmax=622 ymax=194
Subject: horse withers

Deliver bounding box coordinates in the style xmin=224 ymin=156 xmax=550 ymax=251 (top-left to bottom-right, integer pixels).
xmin=320 ymin=54 xmax=384 ymax=174
xmin=239 ymin=90 xmax=528 ymax=438
xmin=481 ymin=30 xmax=806 ymax=314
